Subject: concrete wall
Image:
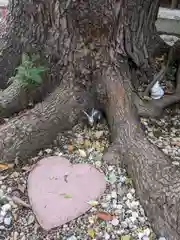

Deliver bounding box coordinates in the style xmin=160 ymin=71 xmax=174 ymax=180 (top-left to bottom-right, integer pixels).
xmin=0 ymin=0 xmax=8 ymax=6
xmin=156 ymin=7 xmax=180 ymax=36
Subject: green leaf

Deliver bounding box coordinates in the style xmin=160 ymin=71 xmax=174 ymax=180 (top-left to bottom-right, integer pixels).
xmin=22 ymin=53 xmax=30 ymax=63
xmin=32 ymin=74 xmax=42 ymax=84
xmin=108 ymin=172 xmax=117 ymax=184
xmin=87 ymin=228 xmax=95 ymax=238
xmin=125 ymin=177 xmax=133 ymax=186
xmin=120 ymin=235 xmax=132 ymax=240
xmin=28 ymin=68 xmax=43 ymax=84
xmin=16 ymin=65 xmax=26 ymax=75
xmin=61 ymin=193 xmax=72 ymax=198
xmin=31 ymin=54 xmax=40 ymax=62
xmin=87 ymin=200 xmax=99 ymax=206
xmin=12 ymin=53 xmax=46 ymax=88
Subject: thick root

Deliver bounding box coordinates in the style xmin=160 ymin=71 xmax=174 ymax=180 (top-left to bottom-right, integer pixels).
xmin=0 ymin=79 xmax=92 ymax=163
xmin=0 ymin=81 xmax=31 ymax=117
xmin=101 ymin=65 xmax=180 ymax=240
xmin=0 ymin=78 xmax=53 ymax=118
xmin=134 ymin=94 xmax=180 ymax=118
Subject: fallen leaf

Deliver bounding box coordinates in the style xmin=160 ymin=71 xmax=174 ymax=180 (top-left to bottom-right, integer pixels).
xmin=125 ymin=177 xmax=133 ymax=186
xmin=0 ymin=175 xmax=8 ymax=180
xmin=78 ymin=149 xmax=87 ymax=157
xmin=0 ymin=163 xmax=14 ymax=171
xmin=27 ymin=214 xmax=35 ymax=225
xmin=17 ymin=183 xmax=26 ymax=193
xmin=60 ymin=193 xmax=72 ymax=198
xmin=67 ymin=144 xmax=74 ymax=153
xmin=108 ymin=172 xmax=117 ymax=184
xmin=172 ymin=141 xmax=180 ymax=147
xmin=87 ymin=200 xmax=99 ymax=207
xmin=22 ymin=164 xmax=36 ymax=172
xmin=84 ymin=139 xmax=91 ymax=148
xmin=120 ymin=235 xmax=132 ymax=240
xmin=11 ymin=196 xmax=31 ymax=208
xmin=95 ymin=130 xmax=104 ymax=139
xmin=87 ymin=228 xmax=95 ymax=238
xmin=96 ymin=211 xmax=114 ymax=221
xmin=88 ymin=216 xmax=96 ymax=224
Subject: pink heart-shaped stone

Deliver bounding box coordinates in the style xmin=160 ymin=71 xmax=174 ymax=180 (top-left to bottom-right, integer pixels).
xmin=28 ymin=156 xmax=106 ymax=230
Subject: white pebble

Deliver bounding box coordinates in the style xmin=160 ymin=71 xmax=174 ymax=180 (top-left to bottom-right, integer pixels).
xmin=159 ymin=238 xmax=167 ymax=240
xmin=20 ymin=236 xmax=26 ymax=240
xmin=12 ymin=232 xmax=19 ymax=240
xmin=121 ymin=221 xmax=128 ymax=228
xmin=106 ymin=194 xmax=112 ymax=201
xmin=0 ymin=216 xmax=3 ymax=223
xmin=4 ymin=215 xmax=12 ymax=226
xmin=104 ymin=232 xmax=110 ymax=240
xmin=0 ymin=225 xmax=5 ymax=230
xmin=172 ymin=161 xmax=180 ymax=166
xmin=108 ymin=166 xmax=114 ymax=171
xmin=125 ymin=200 xmax=131 ymax=208
xmin=0 ymin=210 xmax=6 ymax=217
xmin=131 ymin=211 xmax=138 ymax=219
xmin=162 ymin=148 xmax=169 ymax=155
xmin=131 ymin=200 xmax=139 ymax=208
xmin=38 ymin=151 xmax=43 ymax=156
xmin=127 ymin=193 xmax=133 ymax=200
xmin=111 ymin=218 xmax=119 ymax=226
xmin=139 ymin=216 xmax=146 ymax=224
xmin=27 ymin=214 xmax=35 ymax=225
xmin=67 ymin=236 xmax=77 ymax=240
xmin=1 ymin=185 xmax=6 ymax=190
xmin=119 ymin=175 xmax=126 ymax=183
xmin=0 ymin=189 xmax=4 ymax=198
xmin=111 ymin=191 xmax=117 ymax=199
xmin=130 ymin=188 xmax=135 ymax=194
xmin=95 ymin=161 xmax=102 ymax=167
xmin=2 ymin=203 xmax=11 ymax=212
xmin=116 ymin=204 xmax=123 ymax=210
xmin=7 ymin=187 xmax=12 ymax=194
xmin=44 ymin=148 xmax=52 ymax=154
xmin=101 ymin=202 xmax=109 ymax=208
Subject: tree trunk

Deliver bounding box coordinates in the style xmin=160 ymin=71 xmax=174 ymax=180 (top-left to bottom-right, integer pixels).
xmin=1 ymin=0 xmax=180 ymax=239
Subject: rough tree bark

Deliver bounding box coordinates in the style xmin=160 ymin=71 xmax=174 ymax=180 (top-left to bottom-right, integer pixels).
xmin=1 ymin=0 xmax=180 ymax=239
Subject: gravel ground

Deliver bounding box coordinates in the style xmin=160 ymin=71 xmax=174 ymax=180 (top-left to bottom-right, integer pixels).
xmin=1 ymin=108 xmax=179 ymax=240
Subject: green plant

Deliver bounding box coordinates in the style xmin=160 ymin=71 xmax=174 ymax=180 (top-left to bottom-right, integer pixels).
xmin=8 ymin=53 xmax=47 ymax=87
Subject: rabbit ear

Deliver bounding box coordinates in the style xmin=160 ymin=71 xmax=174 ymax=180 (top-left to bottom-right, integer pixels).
xmin=82 ymin=110 xmax=90 ymax=118
xmin=91 ymin=108 xmax=95 ymax=114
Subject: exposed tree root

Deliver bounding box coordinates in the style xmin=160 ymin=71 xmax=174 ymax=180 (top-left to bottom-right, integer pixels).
xmin=0 ymin=71 xmax=59 ymax=118
xmin=134 ymin=60 xmax=180 ymax=118
xmin=102 ymin=64 xmax=180 ymax=240
xmin=134 ymin=94 xmax=180 ymax=118
xmin=0 ymin=81 xmax=31 ymax=117
xmin=0 ymin=73 xmax=93 ymax=163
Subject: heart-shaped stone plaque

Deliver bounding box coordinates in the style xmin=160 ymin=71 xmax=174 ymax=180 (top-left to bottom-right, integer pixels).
xmin=28 ymin=156 xmax=106 ymax=230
